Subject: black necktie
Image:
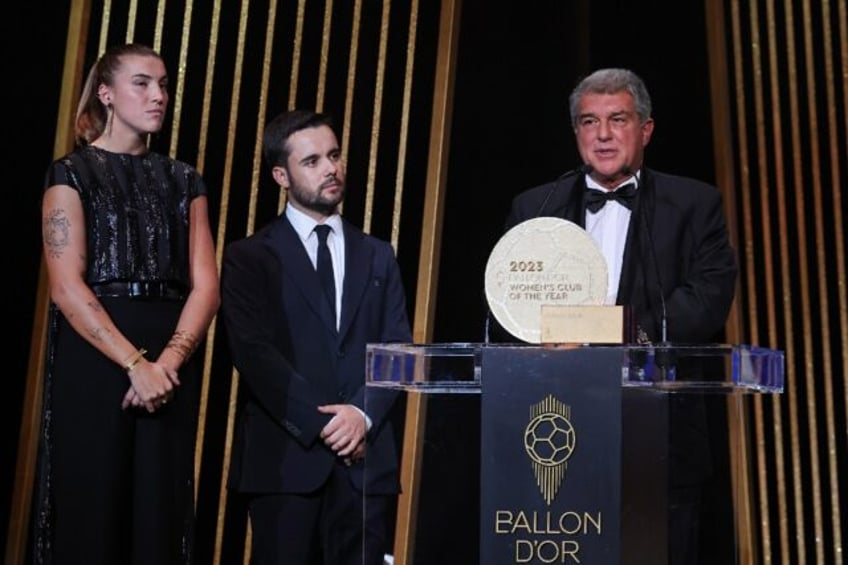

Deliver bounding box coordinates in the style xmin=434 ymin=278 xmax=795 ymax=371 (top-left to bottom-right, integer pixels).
xmin=584 ymin=183 xmax=637 ymax=213
xmin=314 ymin=224 xmax=336 ymax=315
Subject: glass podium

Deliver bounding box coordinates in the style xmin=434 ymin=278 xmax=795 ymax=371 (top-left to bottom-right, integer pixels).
xmin=364 ymin=344 xmax=783 ymax=565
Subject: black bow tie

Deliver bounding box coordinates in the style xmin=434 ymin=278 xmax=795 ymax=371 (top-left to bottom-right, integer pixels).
xmin=584 ymin=183 xmax=638 ymax=213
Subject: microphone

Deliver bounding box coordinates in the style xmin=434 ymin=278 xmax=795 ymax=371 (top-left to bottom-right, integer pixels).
xmin=625 ymin=168 xmax=669 ymax=346
xmin=625 ymin=168 xmax=675 ymax=381
xmin=484 ymin=302 xmax=491 ymax=344
xmin=535 ymin=164 xmax=593 ymax=216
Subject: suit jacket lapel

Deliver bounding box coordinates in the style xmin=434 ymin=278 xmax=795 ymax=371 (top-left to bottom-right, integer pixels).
xmin=267 ymin=215 xmax=338 ymax=334
xmin=546 ymin=175 xmax=587 ymax=227
xmin=338 ymin=221 xmax=374 ymax=341
xmin=545 ymin=172 xmax=647 ymax=305
xmin=617 ymin=170 xmax=653 ymax=306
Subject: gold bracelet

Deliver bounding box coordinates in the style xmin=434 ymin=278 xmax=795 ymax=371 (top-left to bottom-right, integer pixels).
xmin=166 ymin=330 xmax=199 ymax=361
xmin=123 ymin=348 xmax=148 ymax=372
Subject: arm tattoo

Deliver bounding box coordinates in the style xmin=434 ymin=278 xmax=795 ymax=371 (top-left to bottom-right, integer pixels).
xmin=87 ymin=326 xmax=112 ymax=343
xmin=86 ymin=300 xmax=103 ymax=313
xmin=43 ymin=208 xmax=71 ymax=259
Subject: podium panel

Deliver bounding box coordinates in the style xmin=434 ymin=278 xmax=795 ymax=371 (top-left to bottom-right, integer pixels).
xmin=365 ymin=344 xmax=783 ymax=565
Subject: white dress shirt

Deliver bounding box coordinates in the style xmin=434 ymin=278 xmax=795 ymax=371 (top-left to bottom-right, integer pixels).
xmin=285 ymin=205 xmax=345 ymax=329
xmin=584 ymin=172 xmax=640 ymax=304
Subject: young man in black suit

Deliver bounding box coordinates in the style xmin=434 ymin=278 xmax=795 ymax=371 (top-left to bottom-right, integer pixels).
xmin=504 ymin=68 xmax=738 ymax=564
xmin=220 ymin=110 xmax=412 ymax=565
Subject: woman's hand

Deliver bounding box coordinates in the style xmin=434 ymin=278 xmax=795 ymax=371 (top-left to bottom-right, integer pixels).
xmin=122 ymin=359 xmax=179 ymax=412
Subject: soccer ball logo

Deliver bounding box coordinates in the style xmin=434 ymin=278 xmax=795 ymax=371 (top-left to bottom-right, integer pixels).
xmin=524 ymin=412 xmax=576 ymax=466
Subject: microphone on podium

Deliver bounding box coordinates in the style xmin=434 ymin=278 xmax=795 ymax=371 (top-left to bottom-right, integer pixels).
xmin=624 ymin=168 xmax=675 ymax=379
xmin=624 ymin=168 xmax=669 ymax=346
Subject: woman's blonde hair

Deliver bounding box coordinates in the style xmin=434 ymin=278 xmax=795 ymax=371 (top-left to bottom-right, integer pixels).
xmin=74 ymin=43 xmax=162 ymax=145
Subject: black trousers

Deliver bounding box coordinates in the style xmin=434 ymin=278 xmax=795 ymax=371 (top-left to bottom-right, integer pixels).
xmin=41 ymin=299 xmax=199 ymax=565
xmin=247 ymin=464 xmax=394 ymax=565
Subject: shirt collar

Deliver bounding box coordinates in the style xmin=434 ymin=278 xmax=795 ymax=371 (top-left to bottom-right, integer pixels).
xmin=585 ymin=170 xmax=641 ymax=191
xmin=285 ymin=204 xmax=343 ymax=242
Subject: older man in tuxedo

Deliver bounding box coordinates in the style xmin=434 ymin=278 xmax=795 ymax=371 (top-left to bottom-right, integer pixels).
xmin=504 ymin=68 xmax=738 ymax=564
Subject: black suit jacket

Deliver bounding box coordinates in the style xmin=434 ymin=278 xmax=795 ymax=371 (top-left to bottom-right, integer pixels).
xmin=504 ymin=168 xmax=738 ymax=485
xmin=220 ymin=214 xmax=412 ymax=495
xmin=504 ymin=167 xmax=737 ymax=344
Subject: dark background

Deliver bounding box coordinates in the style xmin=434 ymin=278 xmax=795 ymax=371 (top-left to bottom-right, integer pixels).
xmin=4 ymin=0 xmax=717 ymax=552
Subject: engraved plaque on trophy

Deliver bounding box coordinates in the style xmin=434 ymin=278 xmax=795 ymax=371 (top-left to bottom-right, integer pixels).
xmin=484 ymin=217 xmax=625 ymax=343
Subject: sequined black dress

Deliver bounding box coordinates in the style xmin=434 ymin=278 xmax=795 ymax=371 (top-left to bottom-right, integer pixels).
xmin=33 ymin=145 xmax=207 ymax=564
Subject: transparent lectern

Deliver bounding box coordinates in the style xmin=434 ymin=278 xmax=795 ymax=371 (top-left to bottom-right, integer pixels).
xmin=364 ymin=343 xmax=783 ymax=565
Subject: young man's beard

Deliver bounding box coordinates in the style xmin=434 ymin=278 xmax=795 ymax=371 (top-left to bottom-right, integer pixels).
xmin=289 ymin=180 xmax=345 ymax=216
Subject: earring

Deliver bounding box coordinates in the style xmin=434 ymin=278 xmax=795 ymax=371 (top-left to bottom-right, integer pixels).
xmin=105 ymin=103 xmax=113 ymax=137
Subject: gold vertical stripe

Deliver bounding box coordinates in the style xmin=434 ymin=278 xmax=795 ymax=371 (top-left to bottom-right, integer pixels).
xmin=745 ymin=5 xmax=789 ymax=564
xmin=196 ymin=0 xmax=222 ymax=174
xmin=394 ymin=2 xmax=461 ymax=562
xmin=704 ymin=1 xmax=756 ymax=560
xmin=155 ymin=0 xmax=167 ymax=138
xmin=277 ymin=0 xmax=307 ymax=215
xmin=315 ymin=0 xmax=333 ymax=111
xmin=778 ymin=2 xmax=807 ymax=562
xmin=153 ymin=0 xmax=165 ymax=51
xmin=836 ymin=0 xmax=848 ymax=559
xmin=762 ymin=1 xmax=794 ymax=563
xmin=211 ymin=0 xmax=279 ymax=559
xmin=729 ymin=0 xmax=758 ymax=348
xmin=243 ymin=521 xmax=251 ymax=565
xmin=126 ymin=0 xmax=137 ymax=41
xmin=5 ymin=3 xmax=92 ymax=562
xmin=800 ymin=1 xmax=827 ymax=561
xmin=188 ymin=11 xmax=228 ymax=560
xmin=759 ymin=0 xmax=778 ymax=344
xmin=207 ymin=1 xmax=252 ymax=560
xmin=98 ymin=0 xmax=111 ymax=55
xmin=818 ymin=1 xmax=845 ymax=561
xmin=705 ymin=0 xmax=742 ymax=344
xmin=837 ymin=0 xmax=848 ymax=504
xmin=190 ymin=35 xmax=225 ymax=532
xmin=729 ymin=2 xmax=777 ymax=562
xmin=390 ymin=0 xmax=419 ymax=252
xmin=148 ymin=0 xmax=167 ymax=152
xmin=411 ymin=0 xmax=459 ymax=344
xmin=168 ymin=0 xmax=195 ymax=158
xmin=362 ymin=0 xmax=392 ymax=234
xmin=842 ymin=0 xmax=848 ymax=154
xmin=339 ymin=0 xmax=363 ymax=219
xmin=193 ymin=0 xmax=223 ymax=510
xmin=190 ymin=17 xmax=221 ymax=476
xmin=394 ymin=391 xmax=428 ymax=563
xmin=832 ymin=0 xmax=848 ymax=557
xmin=166 ymin=0 xmax=202 ymax=489
xmin=288 ymin=0 xmax=306 ymax=110
xmin=766 ymin=0 xmax=803 ymax=563
xmin=212 ymin=362 xmax=239 ymax=565
xmin=56 ymin=2 xmax=92 ymax=159
xmin=341 ymin=0 xmax=363 ymax=170
xmin=747 ymin=0 xmax=767 ymax=331
xmin=247 ymin=2 xmax=279 ymax=240
xmin=178 ymin=0 xmax=210 ymax=532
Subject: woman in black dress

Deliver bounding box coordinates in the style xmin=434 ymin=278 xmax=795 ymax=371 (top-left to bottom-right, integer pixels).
xmin=34 ymin=43 xmax=220 ymax=564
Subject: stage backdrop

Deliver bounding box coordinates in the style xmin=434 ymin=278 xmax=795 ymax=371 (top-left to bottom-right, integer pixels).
xmin=6 ymin=1 xmax=846 ymax=564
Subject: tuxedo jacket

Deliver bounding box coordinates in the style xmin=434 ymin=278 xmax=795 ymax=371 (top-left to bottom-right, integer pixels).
xmin=505 ymin=167 xmax=737 ymax=344
xmin=505 ymin=168 xmax=738 ymax=485
xmin=220 ymin=214 xmax=412 ymax=495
